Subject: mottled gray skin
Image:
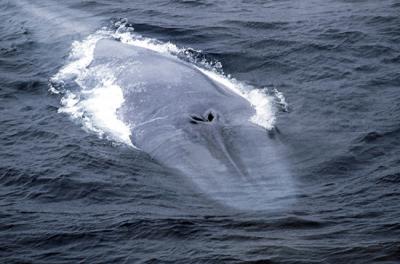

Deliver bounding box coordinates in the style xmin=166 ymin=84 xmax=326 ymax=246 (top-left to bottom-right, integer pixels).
xmin=92 ymin=39 xmax=294 ymax=211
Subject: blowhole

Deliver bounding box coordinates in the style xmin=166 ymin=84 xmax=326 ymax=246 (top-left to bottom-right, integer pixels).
xmin=191 ymin=115 xmax=204 ymax=122
xmin=207 ymin=112 xmax=214 ymax=122
xmin=189 ymin=110 xmax=217 ymax=124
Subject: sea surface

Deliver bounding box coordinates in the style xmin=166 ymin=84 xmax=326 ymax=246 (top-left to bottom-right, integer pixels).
xmin=1 ymin=0 xmax=400 ymax=263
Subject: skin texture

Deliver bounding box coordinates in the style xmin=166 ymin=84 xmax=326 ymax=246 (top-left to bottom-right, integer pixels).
xmin=92 ymin=39 xmax=295 ymax=211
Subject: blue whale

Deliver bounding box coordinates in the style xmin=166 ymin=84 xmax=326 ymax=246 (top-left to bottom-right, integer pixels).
xmin=91 ymin=39 xmax=294 ymax=211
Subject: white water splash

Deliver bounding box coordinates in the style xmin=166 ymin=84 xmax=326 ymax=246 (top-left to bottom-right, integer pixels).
xmin=50 ymin=28 xmax=133 ymax=146
xmin=273 ymin=88 xmax=289 ymax=112
xmin=50 ymin=21 xmax=280 ymax=145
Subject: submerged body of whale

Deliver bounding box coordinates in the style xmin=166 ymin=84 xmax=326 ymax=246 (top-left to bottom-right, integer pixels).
xmin=92 ymin=39 xmax=294 ymax=210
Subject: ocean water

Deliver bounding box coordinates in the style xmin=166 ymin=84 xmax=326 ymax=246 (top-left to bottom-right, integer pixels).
xmin=1 ymin=0 xmax=400 ymax=263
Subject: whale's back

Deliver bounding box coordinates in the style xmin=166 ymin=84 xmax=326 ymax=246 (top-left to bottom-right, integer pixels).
xmin=92 ymin=39 xmax=255 ymax=129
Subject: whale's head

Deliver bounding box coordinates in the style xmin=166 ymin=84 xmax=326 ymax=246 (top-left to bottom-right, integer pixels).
xmin=88 ymin=38 xmax=295 ymax=212
xmin=130 ymin=98 xmax=295 ymax=212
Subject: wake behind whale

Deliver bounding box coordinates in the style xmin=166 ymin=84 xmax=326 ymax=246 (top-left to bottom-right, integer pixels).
xmin=51 ymin=21 xmax=295 ymax=211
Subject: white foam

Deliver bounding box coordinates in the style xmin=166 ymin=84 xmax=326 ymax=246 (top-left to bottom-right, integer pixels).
xmin=52 ymin=32 xmax=105 ymax=82
xmin=50 ymin=30 xmax=133 ymax=146
xmin=50 ymin=21 xmax=280 ymax=146
xmin=273 ymin=88 xmax=289 ymax=112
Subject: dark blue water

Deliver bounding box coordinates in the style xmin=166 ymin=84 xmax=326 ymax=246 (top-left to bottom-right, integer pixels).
xmin=1 ymin=0 xmax=400 ymax=263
